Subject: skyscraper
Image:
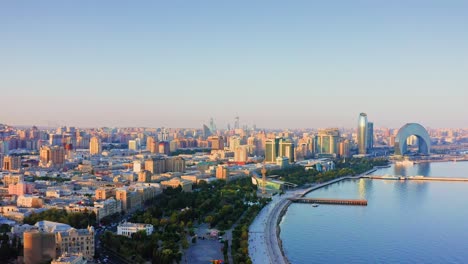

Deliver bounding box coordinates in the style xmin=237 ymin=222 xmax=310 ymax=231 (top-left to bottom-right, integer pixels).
xmin=367 ymin=122 xmax=374 ymax=151
xmin=264 ymin=138 xmax=295 ymax=163
xmin=358 ymin=113 xmax=368 ymax=154
xmin=89 ymin=136 xmax=102 ymax=155
xmin=315 ymin=128 xmax=340 ymax=155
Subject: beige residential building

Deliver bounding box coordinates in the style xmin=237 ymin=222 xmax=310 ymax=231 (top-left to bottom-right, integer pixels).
xmin=89 ymin=136 xmax=102 ymax=155
xmin=3 ymin=173 xmax=24 ymax=187
xmin=2 ymin=155 xmax=21 ymax=171
xmin=93 ymin=198 xmax=122 ymax=221
xmin=115 ymin=188 xmax=140 ymax=212
xmin=146 ymin=136 xmax=158 ymax=153
xmin=145 ymin=157 xmax=166 ymax=174
xmin=138 ymin=170 xmax=152 ymax=183
xmin=165 ymin=156 xmax=186 ymax=172
xmin=160 ymin=177 xmax=192 ymax=192
xmin=40 ymin=146 xmax=65 ymax=167
xmin=95 ymin=188 xmax=112 ymax=200
xmin=17 ymin=195 xmax=44 ymax=208
xmin=35 ymin=221 xmax=95 ymax=261
xmin=216 ymin=165 xmax=229 ymax=180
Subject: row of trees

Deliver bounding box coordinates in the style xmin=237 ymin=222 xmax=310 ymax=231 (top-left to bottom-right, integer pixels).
xmin=0 ymin=226 xmax=22 ymax=262
xmin=101 ymin=178 xmax=263 ymax=263
xmin=270 ymin=158 xmax=388 ymax=186
xmin=23 ymin=208 xmax=96 ymax=228
xmin=231 ymin=203 xmax=266 ymax=264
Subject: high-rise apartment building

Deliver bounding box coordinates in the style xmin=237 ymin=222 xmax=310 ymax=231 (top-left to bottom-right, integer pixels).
xmin=89 ymin=136 xmax=102 ymax=155
xmin=158 ymin=141 xmax=170 ymax=155
xmin=145 ymin=157 xmax=166 ymax=174
xmin=48 ymin=134 xmax=63 ymax=146
xmin=208 ymin=136 xmax=224 ymax=150
xmin=216 ymin=165 xmax=229 ymax=180
xmin=265 ymin=138 xmax=295 ymax=163
xmin=2 ymin=155 xmax=21 ymax=171
xmin=138 ymin=170 xmax=152 ymax=183
xmin=358 ymin=113 xmax=368 ymax=154
xmin=146 ymin=136 xmax=158 ymax=153
xmin=315 ymin=128 xmax=340 ymax=155
xmin=229 ymin=136 xmax=241 ymax=151
xmin=338 ymin=139 xmax=351 ymax=158
xmin=265 ymin=138 xmax=278 ymax=163
xmin=234 ymin=146 xmax=248 ymax=162
xmin=165 ymin=156 xmax=186 ymax=173
xmin=40 ymin=146 xmax=65 ymax=167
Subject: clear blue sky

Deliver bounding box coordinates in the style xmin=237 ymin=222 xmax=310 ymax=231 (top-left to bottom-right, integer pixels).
xmin=1 ymin=1 xmax=467 ymax=129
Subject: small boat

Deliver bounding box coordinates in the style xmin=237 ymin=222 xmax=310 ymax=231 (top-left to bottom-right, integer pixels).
xmin=312 ymin=203 xmax=319 ymax=207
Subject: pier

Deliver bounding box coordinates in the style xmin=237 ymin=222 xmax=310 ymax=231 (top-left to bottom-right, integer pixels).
xmin=370 ymin=176 xmax=468 ymax=182
xmin=289 ymin=197 xmax=368 ymax=206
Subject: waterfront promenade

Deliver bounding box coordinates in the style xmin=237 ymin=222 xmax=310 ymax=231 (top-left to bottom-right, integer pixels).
xmin=248 ymin=171 xmax=374 ymax=264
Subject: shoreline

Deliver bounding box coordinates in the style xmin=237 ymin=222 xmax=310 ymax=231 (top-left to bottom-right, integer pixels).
xmin=250 ymin=161 xmax=468 ymax=263
xmin=248 ymin=168 xmax=376 ymax=264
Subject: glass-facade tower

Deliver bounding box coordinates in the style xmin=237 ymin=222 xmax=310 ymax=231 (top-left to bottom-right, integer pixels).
xmin=358 ymin=113 xmax=368 ymax=154
xmin=367 ymin=122 xmax=374 ymax=151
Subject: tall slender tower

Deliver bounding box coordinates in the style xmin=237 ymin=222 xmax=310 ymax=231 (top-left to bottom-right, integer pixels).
xmin=358 ymin=113 xmax=368 ymax=155
xmin=367 ymin=122 xmax=374 ymax=152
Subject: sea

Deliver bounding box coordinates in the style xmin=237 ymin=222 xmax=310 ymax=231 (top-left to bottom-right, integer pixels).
xmin=280 ymin=161 xmax=468 ymax=264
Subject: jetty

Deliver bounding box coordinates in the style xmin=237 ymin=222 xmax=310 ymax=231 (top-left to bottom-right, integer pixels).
xmin=370 ymin=175 xmax=468 ymax=182
xmin=288 ymin=197 xmax=368 ymax=206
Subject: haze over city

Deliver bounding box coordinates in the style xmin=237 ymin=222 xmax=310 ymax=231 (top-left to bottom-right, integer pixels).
xmin=1 ymin=1 xmax=468 ymax=128
xmin=2 ymin=2 xmax=468 ymax=264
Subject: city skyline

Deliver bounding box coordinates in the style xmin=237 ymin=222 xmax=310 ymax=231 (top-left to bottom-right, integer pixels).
xmin=1 ymin=1 xmax=468 ymax=128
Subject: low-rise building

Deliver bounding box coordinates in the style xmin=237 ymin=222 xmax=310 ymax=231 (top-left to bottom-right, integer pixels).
xmin=3 ymin=173 xmax=24 ymax=187
xmin=160 ymin=177 xmax=192 ymax=192
xmin=117 ymin=222 xmax=153 ymax=238
xmin=51 ymin=253 xmax=87 ymax=264
xmin=17 ymin=195 xmax=44 ymax=208
xmin=8 ymin=182 xmax=35 ymax=196
xmin=95 ymin=188 xmax=113 ymax=200
xmin=35 ymin=221 xmax=95 ymax=261
xmin=93 ymin=198 xmax=122 ymax=221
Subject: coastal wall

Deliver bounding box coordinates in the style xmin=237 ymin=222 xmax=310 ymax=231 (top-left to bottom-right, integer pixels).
xmin=276 ymin=199 xmax=292 ymax=264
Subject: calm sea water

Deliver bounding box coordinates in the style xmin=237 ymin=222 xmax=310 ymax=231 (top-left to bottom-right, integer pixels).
xmin=280 ymin=162 xmax=468 ymax=264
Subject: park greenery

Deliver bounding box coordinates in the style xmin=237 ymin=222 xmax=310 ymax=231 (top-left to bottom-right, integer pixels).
xmin=270 ymin=157 xmax=389 ymax=186
xmin=23 ymin=208 xmax=97 ymax=228
xmin=231 ymin=203 xmax=265 ymax=264
xmin=170 ymin=148 xmax=211 ymax=156
xmin=101 ymin=178 xmax=268 ymax=264
xmin=0 ymin=224 xmax=22 ymax=261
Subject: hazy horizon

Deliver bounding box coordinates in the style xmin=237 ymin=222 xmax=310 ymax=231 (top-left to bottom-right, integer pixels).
xmin=1 ymin=1 xmax=467 ymax=128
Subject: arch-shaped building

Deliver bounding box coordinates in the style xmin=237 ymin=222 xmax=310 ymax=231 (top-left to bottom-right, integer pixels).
xmin=394 ymin=123 xmax=431 ymax=156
